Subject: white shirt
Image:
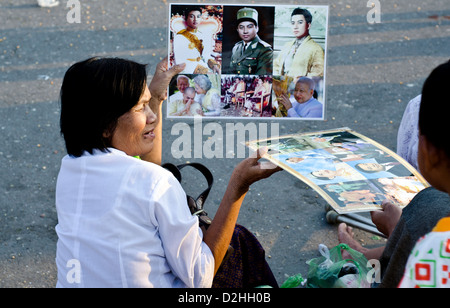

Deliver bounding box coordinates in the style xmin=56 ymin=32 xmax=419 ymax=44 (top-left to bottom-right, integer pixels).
xmin=287 ymin=96 xmax=323 ymax=119
xmin=55 ymin=148 xmax=214 ymax=288
xmin=397 ymin=95 xmax=421 ymax=170
xmin=173 ymin=29 xmax=214 ymax=74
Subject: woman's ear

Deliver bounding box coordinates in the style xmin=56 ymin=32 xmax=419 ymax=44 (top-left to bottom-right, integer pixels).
xmin=418 ymin=132 xmax=450 ymax=192
xmin=419 ymin=133 xmax=447 ymax=173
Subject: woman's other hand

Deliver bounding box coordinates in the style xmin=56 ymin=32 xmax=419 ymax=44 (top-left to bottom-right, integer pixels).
xmin=229 ymin=147 xmax=282 ymax=196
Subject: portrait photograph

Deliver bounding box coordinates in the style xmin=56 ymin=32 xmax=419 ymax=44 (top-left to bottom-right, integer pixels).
xmin=221 ymin=5 xmax=275 ymax=76
xmin=169 ymin=4 xmax=223 ymax=75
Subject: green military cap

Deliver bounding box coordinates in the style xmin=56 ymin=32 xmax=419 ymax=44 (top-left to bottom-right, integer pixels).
xmin=237 ymin=7 xmax=258 ymax=26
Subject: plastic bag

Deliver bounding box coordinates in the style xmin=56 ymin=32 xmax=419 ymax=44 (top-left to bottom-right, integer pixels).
xmin=306 ymin=244 xmax=372 ymax=288
xmin=280 ymin=273 xmax=305 ymax=288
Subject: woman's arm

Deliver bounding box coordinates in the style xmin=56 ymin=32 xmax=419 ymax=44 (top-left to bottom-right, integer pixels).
xmin=141 ymin=59 xmax=185 ymax=165
xmin=202 ymin=148 xmax=281 ymax=274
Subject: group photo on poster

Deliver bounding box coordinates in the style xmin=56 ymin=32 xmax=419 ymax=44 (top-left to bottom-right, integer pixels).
xmin=167 ymin=3 xmax=328 ymax=119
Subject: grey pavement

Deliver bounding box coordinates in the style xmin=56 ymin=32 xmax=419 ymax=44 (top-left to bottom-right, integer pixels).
xmin=0 ymin=0 xmax=449 ymax=287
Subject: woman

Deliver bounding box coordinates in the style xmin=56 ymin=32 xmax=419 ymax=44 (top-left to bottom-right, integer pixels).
xmin=193 ymin=75 xmax=221 ymax=116
xmin=56 ymin=57 xmax=279 ymax=288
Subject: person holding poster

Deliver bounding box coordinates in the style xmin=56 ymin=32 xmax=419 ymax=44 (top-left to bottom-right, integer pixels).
xmin=273 ymin=7 xmax=324 ymax=78
xmin=173 ymin=6 xmax=221 ymax=74
xmin=229 ymin=7 xmax=273 ymax=75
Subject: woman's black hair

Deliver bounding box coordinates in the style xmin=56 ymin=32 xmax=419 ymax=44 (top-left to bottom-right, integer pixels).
xmin=60 ymin=57 xmax=147 ymax=157
xmin=419 ymin=60 xmax=450 ymax=158
xmin=291 ymin=8 xmax=313 ymax=24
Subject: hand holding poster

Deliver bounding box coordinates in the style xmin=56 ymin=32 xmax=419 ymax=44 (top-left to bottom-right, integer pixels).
xmin=167 ymin=3 xmax=329 ymax=119
xmin=246 ymin=128 xmax=429 ymax=214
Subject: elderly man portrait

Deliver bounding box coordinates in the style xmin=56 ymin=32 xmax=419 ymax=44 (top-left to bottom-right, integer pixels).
xmin=278 ymin=77 xmax=323 ymax=118
xmin=273 ymin=7 xmax=325 ymax=78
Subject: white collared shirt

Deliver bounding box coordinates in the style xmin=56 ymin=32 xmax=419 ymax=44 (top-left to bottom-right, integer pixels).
xmin=287 ymin=96 xmax=323 ymax=119
xmin=55 ymin=148 xmax=214 ymax=288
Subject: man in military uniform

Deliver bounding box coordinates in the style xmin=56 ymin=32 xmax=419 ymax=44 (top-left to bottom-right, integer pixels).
xmin=229 ymin=7 xmax=273 ymax=75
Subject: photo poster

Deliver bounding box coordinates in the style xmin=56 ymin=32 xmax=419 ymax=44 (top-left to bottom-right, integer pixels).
xmin=246 ymin=128 xmax=430 ymax=214
xmin=167 ymin=3 xmax=328 ymax=119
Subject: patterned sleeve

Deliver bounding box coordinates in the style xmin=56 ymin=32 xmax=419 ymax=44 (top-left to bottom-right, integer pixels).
xmin=399 ymin=231 xmax=450 ymax=288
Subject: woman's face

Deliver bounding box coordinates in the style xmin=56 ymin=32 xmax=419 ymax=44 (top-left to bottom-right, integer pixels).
xmin=186 ymin=10 xmax=202 ymax=29
xmin=110 ymin=85 xmax=157 ymax=157
xmin=194 ymin=82 xmax=206 ymax=94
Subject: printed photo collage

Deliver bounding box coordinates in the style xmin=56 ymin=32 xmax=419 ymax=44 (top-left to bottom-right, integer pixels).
xmin=247 ymin=128 xmax=429 ymax=214
xmin=167 ymin=3 xmax=328 ymax=120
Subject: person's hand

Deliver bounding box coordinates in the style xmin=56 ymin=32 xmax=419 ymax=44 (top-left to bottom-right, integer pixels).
xmin=279 ymin=94 xmax=293 ymax=110
xmin=149 ymin=57 xmax=185 ymax=103
xmin=229 ymin=147 xmax=282 ymax=196
xmin=185 ymin=98 xmax=193 ymax=109
xmin=212 ymin=65 xmax=220 ymax=74
xmin=370 ymin=200 xmax=402 ymax=237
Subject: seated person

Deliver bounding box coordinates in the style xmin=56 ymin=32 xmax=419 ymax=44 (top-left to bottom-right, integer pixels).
xmin=244 ymin=78 xmax=269 ymax=116
xmin=172 ymin=6 xmax=220 ymax=74
xmin=193 ymin=75 xmax=221 ymax=116
xmin=273 ymin=7 xmax=324 ymax=78
xmin=337 ymin=60 xmax=450 ymax=288
xmin=56 ymin=57 xmax=281 ymax=288
xmin=398 ymin=61 xmax=450 ymax=288
xmin=278 ymin=77 xmax=323 ymax=118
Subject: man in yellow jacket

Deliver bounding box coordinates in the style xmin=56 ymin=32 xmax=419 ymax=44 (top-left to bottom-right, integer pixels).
xmin=273 ymin=8 xmax=324 ymax=78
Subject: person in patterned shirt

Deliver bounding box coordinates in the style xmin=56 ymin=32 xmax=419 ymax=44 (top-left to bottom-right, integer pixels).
xmin=398 ymin=60 xmax=450 ymax=288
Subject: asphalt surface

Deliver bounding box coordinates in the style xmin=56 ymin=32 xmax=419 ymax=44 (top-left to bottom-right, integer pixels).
xmin=0 ymin=0 xmax=449 ymax=288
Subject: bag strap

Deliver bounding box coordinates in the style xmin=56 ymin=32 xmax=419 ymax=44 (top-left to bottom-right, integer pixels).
xmin=162 ymin=162 xmax=214 ymax=210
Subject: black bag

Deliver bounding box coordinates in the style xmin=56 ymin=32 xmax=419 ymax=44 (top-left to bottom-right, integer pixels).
xmin=162 ymin=162 xmax=213 ymax=229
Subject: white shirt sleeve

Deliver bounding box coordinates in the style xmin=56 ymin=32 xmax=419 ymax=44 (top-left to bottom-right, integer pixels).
xmin=287 ymin=101 xmax=301 ymax=118
xmin=151 ymin=175 xmax=215 ymax=288
xmin=397 ymin=95 xmax=421 ymax=170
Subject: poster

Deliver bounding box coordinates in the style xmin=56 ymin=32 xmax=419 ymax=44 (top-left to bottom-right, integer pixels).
xmin=246 ymin=128 xmax=429 ymax=214
xmin=167 ymin=3 xmax=328 ymax=119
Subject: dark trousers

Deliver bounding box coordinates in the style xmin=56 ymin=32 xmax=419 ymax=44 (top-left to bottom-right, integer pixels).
xmin=212 ymin=224 xmax=279 ymax=288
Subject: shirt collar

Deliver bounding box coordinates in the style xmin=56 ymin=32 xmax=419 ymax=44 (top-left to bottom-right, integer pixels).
xmin=433 ymin=217 xmax=450 ymax=232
